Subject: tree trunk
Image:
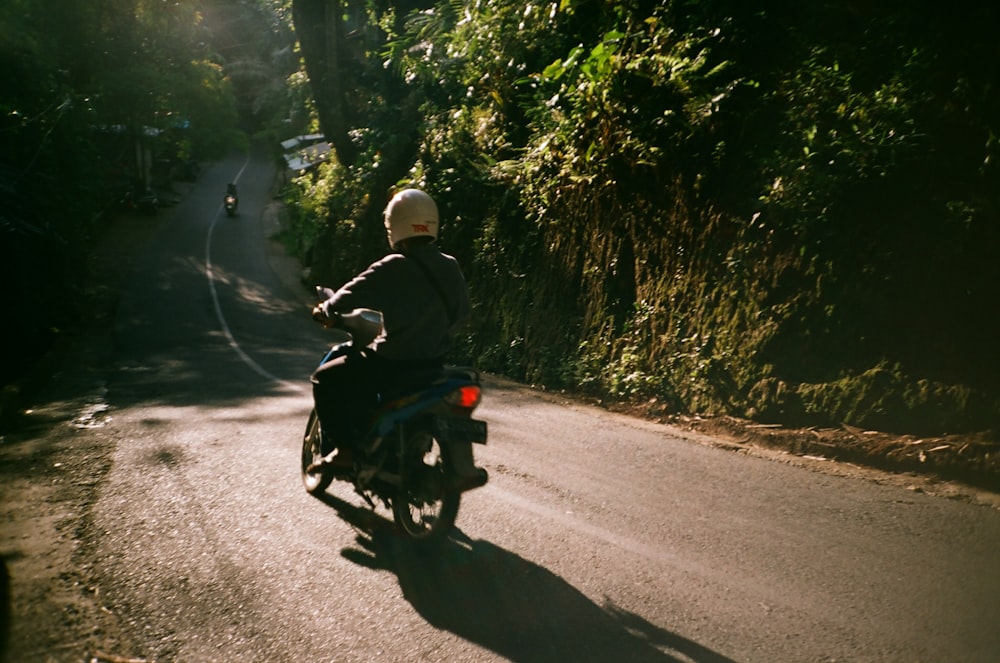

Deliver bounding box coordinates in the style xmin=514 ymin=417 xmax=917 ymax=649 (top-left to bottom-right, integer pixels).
xmin=291 ymin=0 xmax=358 ymax=167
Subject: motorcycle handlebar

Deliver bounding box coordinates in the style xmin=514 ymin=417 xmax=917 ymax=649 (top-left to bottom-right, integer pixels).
xmin=312 ymin=305 xmax=341 ymax=329
xmin=312 ymin=286 xmax=383 ymax=338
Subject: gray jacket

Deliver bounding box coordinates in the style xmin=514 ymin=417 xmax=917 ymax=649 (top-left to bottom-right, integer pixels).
xmin=319 ymin=243 xmax=471 ymax=361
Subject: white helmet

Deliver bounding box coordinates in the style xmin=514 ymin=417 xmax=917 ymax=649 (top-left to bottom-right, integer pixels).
xmin=384 ymin=188 xmax=439 ymax=248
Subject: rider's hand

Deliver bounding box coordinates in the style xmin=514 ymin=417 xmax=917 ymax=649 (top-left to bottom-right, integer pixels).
xmin=312 ymin=305 xmax=340 ymax=328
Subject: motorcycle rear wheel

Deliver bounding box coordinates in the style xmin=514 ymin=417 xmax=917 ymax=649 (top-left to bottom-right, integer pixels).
xmin=391 ymin=431 xmax=460 ymax=543
xmin=301 ymin=410 xmax=334 ymax=495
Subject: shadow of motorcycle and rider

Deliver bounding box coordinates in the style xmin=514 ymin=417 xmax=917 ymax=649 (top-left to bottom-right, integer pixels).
xmin=313 ymin=491 xmax=737 ymax=663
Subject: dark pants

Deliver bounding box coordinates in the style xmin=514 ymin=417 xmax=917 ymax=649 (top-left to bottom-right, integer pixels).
xmin=311 ymin=351 xmax=442 ymax=453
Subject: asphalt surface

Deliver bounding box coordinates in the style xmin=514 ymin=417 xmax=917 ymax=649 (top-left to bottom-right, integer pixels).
xmin=3 ymin=147 xmax=1000 ymax=662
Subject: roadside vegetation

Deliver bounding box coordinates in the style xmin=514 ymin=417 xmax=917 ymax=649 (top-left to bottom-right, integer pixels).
xmin=280 ymin=0 xmax=999 ymax=439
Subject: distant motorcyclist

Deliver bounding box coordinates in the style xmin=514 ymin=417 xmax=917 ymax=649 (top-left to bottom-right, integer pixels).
xmin=224 ymin=182 xmax=239 ymax=216
xmin=308 ymin=188 xmax=471 ymax=472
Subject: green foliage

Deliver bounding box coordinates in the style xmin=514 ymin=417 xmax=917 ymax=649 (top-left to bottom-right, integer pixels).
xmin=794 ymin=363 xmax=999 ymax=434
xmin=278 ymin=158 xmax=383 ymax=286
xmin=285 ymin=0 xmax=1000 ymax=435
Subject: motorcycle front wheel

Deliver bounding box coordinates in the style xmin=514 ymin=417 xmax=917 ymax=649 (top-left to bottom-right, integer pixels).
xmin=301 ymin=410 xmax=334 ymax=495
xmin=391 ymin=431 xmax=460 ymax=543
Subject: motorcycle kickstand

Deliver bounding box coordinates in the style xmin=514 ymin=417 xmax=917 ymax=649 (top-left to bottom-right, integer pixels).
xmin=354 ymin=487 xmax=377 ymax=510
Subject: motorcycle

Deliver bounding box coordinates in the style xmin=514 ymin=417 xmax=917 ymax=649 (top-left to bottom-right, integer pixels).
xmin=224 ymin=194 xmax=238 ymax=216
xmin=300 ymin=289 xmax=488 ymax=544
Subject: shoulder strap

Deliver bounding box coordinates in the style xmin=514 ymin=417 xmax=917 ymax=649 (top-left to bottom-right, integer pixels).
xmin=408 ymin=253 xmax=457 ymax=327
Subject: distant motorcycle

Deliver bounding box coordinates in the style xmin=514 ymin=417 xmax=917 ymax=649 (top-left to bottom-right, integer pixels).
xmin=224 ymin=194 xmax=238 ymax=216
xmin=300 ymin=289 xmax=488 ymax=544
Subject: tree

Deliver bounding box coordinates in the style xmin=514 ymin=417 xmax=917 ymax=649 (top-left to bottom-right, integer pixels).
xmin=291 ymin=0 xmax=359 ymax=166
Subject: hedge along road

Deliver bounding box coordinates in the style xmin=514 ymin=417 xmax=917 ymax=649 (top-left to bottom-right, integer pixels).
xmin=3 ymin=144 xmax=1000 ymax=662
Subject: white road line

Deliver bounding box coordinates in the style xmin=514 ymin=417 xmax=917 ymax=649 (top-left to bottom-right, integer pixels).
xmin=204 ymin=156 xmax=304 ymax=394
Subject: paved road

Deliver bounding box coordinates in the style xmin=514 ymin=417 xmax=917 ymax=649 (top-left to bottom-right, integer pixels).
xmin=21 ymin=148 xmax=1000 ymax=661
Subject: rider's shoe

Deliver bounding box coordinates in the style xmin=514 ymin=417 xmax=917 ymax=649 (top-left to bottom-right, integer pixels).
xmin=451 ymin=468 xmax=489 ymax=491
xmin=307 ymin=448 xmax=354 ymax=474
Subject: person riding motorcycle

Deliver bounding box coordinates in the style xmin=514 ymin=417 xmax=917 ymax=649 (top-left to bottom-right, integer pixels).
xmin=224 ymin=183 xmax=238 ymax=210
xmin=308 ymin=188 xmax=471 ymax=472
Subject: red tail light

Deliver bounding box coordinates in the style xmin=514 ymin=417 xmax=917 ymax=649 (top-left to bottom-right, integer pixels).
xmin=444 ymin=384 xmax=481 ymax=409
